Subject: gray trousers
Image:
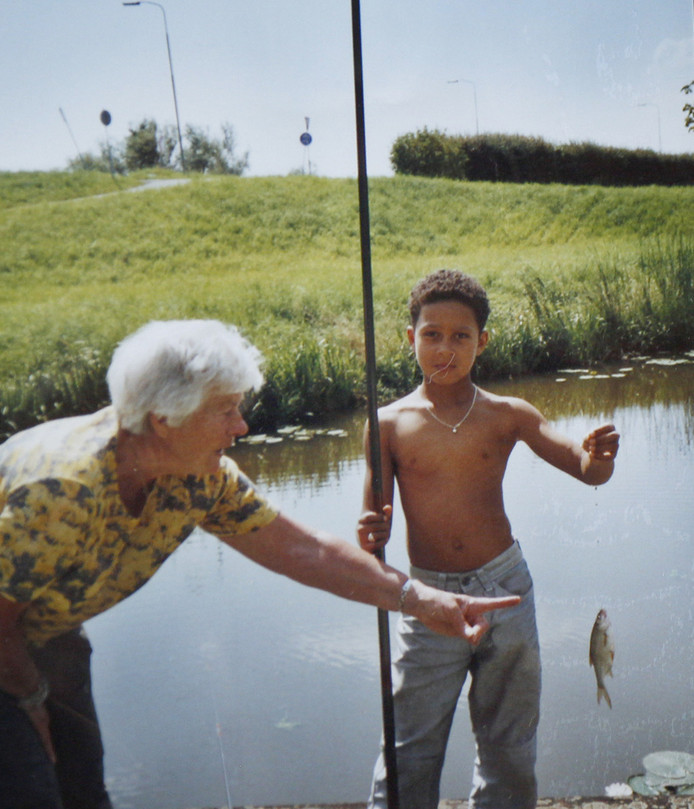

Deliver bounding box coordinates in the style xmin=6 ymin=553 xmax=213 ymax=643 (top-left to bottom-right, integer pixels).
xmin=0 ymin=627 xmax=112 ymax=809
xmin=368 ymin=542 xmax=541 ymax=809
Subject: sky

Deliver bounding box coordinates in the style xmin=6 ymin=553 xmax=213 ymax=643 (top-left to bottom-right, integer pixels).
xmin=2 ymin=1 xmax=693 ymax=177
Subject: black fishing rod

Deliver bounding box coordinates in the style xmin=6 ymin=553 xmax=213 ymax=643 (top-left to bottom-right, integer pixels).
xmin=350 ymin=2 xmax=399 ymax=808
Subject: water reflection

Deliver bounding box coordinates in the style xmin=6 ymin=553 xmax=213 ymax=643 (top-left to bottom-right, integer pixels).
xmin=234 ymin=356 xmax=694 ymax=487
xmin=233 ymin=415 xmax=364 ymax=492
xmin=86 ymin=359 xmax=693 ymax=808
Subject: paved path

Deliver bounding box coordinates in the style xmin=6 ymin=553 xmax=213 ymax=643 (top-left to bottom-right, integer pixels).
xmin=126 ymin=177 xmax=190 ymax=192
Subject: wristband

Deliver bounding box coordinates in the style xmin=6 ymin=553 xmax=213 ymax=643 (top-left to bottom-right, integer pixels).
xmin=399 ymin=578 xmax=413 ymax=612
xmin=18 ymin=677 xmax=50 ymax=711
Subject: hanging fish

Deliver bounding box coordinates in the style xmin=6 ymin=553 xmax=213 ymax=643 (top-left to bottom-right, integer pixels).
xmin=589 ymin=608 xmax=615 ymax=708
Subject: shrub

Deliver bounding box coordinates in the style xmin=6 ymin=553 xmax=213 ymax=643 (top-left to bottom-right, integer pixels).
xmin=392 ymin=132 xmax=694 ymax=187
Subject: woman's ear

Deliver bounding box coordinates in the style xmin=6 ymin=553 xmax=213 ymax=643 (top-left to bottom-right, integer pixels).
xmin=148 ymin=412 xmax=169 ymax=437
xmin=406 ymin=324 xmax=415 ymax=348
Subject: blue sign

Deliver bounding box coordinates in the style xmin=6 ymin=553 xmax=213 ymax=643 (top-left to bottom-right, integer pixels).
xmin=300 ymin=132 xmax=312 ymax=146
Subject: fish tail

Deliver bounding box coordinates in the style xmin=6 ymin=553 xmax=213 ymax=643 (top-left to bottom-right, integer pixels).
xmin=597 ymin=685 xmax=612 ymax=709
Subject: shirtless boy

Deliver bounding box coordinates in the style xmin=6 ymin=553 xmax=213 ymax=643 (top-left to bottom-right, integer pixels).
xmin=358 ymin=270 xmax=619 ymax=809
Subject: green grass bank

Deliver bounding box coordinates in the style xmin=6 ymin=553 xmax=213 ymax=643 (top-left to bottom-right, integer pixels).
xmin=1 ymin=171 xmax=693 ymax=437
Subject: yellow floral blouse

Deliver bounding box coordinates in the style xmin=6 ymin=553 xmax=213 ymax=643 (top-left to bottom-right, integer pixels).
xmin=0 ymin=407 xmax=278 ymax=646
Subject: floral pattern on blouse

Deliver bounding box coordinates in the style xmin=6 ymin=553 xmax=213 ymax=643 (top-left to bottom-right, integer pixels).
xmin=0 ymin=407 xmax=278 ymax=645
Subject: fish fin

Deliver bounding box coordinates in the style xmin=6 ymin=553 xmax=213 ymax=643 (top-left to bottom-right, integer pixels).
xmin=597 ymin=686 xmax=612 ymax=709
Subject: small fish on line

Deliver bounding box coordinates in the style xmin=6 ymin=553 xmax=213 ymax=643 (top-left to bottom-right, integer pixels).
xmin=589 ymin=608 xmax=615 ymax=709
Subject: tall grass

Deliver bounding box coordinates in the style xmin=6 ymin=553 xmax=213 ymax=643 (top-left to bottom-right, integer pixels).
xmin=1 ymin=172 xmax=693 ymax=437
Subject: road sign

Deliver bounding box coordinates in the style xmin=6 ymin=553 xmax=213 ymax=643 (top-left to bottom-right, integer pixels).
xmin=300 ymin=131 xmax=312 ymax=146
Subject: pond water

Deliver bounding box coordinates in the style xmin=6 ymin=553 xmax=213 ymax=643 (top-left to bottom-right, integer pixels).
xmin=86 ymin=358 xmax=694 ymax=809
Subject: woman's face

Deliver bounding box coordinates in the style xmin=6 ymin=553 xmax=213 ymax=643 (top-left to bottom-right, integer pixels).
xmin=159 ymin=392 xmax=249 ymax=476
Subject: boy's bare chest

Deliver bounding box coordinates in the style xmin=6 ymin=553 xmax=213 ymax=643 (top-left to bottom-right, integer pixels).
xmin=391 ymin=416 xmax=516 ymax=480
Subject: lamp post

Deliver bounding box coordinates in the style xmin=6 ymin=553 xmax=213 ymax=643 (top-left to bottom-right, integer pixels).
xmin=637 ymin=102 xmax=661 ymax=152
xmin=123 ymin=0 xmax=186 ymax=170
xmin=447 ymin=78 xmax=479 ymax=135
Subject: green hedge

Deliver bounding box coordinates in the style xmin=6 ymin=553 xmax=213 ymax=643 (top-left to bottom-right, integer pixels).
xmin=391 ymin=130 xmax=694 ymax=186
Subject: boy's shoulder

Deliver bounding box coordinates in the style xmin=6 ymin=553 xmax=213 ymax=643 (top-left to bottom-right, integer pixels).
xmin=477 ymin=388 xmax=546 ymax=426
xmin=378 ymin=389 xmax=425 ymax=421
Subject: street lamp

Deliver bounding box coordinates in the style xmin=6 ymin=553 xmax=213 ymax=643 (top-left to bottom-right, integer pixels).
xmin=123 ymin=0 xmax=186 ymax=170
xmin=637 ymin=102 xmax=661 ymax=153
xmin=447 ymin=78 xmax=479 ymax=136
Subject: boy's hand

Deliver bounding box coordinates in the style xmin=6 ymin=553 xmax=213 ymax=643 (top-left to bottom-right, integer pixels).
xmin=405 ymin=580 xmax=520 ymax=644
xmin=357 ymin=504 xmax=393 ymax=553
xmin=582 ymin=424 xmax=620 ymax=462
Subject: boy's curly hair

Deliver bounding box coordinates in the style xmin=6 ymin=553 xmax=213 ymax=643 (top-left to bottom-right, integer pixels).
xmin=408 ymin=269 xmax=490 ymax=331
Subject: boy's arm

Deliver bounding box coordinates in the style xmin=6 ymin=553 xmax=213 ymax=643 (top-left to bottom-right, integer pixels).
xmin=357 ymin=415 xmax=395 ymax=552
xmin=516 ymin=399 xmax=619 ymax=485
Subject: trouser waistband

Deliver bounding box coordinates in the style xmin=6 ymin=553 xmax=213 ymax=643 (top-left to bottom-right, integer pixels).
xmin=410 ymin=540 xmax=524 ymax=593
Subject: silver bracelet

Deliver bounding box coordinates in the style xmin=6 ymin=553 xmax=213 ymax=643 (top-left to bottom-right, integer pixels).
xmin=398 ymin=578 xmax=413 ymax=612
xmin=18 ymin=677 xmax=50 ymax=711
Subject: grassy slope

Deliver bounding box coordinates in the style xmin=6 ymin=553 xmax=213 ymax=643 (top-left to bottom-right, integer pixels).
xmin=1 ymin=171 xmax=692 ymax=428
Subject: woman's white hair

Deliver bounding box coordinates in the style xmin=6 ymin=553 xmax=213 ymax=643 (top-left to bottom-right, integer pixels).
xmin=107 ymin=320 xmax=264 ymax=434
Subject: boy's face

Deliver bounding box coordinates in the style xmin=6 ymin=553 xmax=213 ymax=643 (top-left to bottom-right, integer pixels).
xmin=407 ymin=300 xmax=488 ymax=384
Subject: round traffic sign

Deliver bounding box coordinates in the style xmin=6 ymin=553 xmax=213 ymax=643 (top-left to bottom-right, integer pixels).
xmin=300 ymin=132 xmax=312 ymax=146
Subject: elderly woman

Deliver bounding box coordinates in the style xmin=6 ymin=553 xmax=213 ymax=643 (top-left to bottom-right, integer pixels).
xmin=0 ymin=320 xmax=518 ymax=809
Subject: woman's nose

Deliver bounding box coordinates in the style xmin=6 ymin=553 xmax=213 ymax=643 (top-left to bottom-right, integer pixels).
xmin=233 ymin=416 xmax=249 ymax=437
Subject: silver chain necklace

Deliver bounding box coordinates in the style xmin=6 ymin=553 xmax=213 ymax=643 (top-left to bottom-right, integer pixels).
xmin=425 ymin=385 xmax=478 ymax=433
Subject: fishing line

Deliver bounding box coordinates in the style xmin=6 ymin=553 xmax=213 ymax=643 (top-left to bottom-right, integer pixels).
xmin=425 ymin=351 xmax=456 ymax=384
xmin=211 ymin=692 xmax=234 ymax=809
xmin=204 ymin=656 xmax=234 ymax=808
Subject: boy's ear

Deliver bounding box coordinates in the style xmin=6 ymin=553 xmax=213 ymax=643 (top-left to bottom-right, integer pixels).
xmin=476 ymin=330 xmax=489 ymax=356
xmin=406 ymin=325 xmax=415 ymax=347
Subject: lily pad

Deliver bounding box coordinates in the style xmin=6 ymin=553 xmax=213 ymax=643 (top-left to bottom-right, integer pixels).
xmin=627 ymin=775 xmax=661 ymax=796
xmin=645 ymin=357 xmax=690 ymax=366
xmin=643 ymin=750 xmax=694 ymax=785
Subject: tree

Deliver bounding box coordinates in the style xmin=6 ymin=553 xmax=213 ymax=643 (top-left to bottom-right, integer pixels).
xmin=390 ymin=128 xmax=468 ymax=179
xmin=158 ymin=124 xmax=178 ymax=167
xmin=682 ymin=81 xmax=694 ymax=133
xmin=184 ymin=123 xmax=249 ymax=174
xmin=124 ymin=119 xmax=160 ymax=170
xmin=67 ymin=141 xmax=125 ymax=174
xmin=65 ymin=118 xmax=249 ymax=174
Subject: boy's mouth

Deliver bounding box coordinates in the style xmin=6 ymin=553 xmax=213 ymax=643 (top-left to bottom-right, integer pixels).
xmin=426 ymin=352 xmax=457 ymax=382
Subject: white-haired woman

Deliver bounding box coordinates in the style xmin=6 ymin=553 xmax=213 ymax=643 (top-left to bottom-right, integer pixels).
xmin=0 ymin=320 xmax=518 ymax=809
